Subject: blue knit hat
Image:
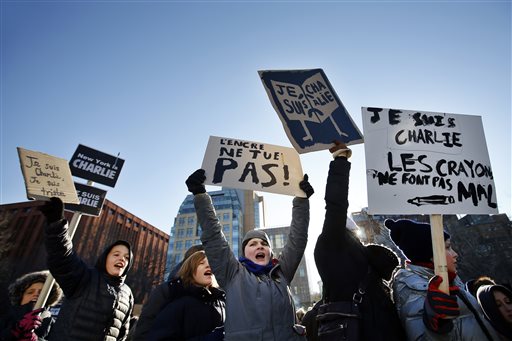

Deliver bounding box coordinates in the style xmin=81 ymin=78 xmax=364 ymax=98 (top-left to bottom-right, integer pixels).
xmin=385 ymin=219 xmax=450 ymax=263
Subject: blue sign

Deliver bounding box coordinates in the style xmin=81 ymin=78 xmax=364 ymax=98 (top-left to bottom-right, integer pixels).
xmin=259 ymin=68 xmax=363 ymax=153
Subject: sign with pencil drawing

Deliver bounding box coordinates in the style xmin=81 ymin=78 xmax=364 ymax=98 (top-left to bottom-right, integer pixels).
xmin=362 ymin=107 xmax=498 ymax=214
xmin=17 ymin=147 xmax=80 ymax=204
xmin=201 ymin=136 xmax=304 ymax=196
xmin=259 ymin=68 xmax=363 ymax=154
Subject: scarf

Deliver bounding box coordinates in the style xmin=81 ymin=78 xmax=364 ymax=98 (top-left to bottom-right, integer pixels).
xmin=239 ymin=257 xmax=274 ymax=276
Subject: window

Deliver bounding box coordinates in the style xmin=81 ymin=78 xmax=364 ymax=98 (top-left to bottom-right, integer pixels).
xmin=178 ymin=217 xmax=185 ymax=226
xmin=274 ymin=234 xmax=285 ymax=249
xmin=175 ymin=253 xmax=182 ymax=263
xmin=177 ymin=229 xmax=185 ymax=238
xmin=175 ymin=241 xmax=183 ymax=251
xmin=185 ymin=240 xmax=192 ymax=249
xmin=223 ymin=213 xmax=230 ymax=221
xmin=223 ymin=224 xmax=230 ymax=233
xmin=187 ymin=216 xmax=195 ymax=225
xmin=186 ymin=228 xmax=193 ymax=237
xmin=299 ymin=268 xmax=305 ymax=277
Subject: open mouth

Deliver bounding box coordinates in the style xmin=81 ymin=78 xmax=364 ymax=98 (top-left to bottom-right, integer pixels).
xmin=204 ymin=270 xmax=212 ymax=277
xmin=114 ymin=263 xmax=125 ymax=269
xmin=255 ymin=252 xmax=266 ymax=260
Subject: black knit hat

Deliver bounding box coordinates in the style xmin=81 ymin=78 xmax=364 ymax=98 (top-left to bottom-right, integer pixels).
xmin=365 ymin=244 xmax=400 ymax=280
xmin=8 ymin=270 xmax=63 ymax=307
xmin=385 ymin=219 xmax=450 ymax=263
xmin=242 ymin=230 xmax=272 ymax=255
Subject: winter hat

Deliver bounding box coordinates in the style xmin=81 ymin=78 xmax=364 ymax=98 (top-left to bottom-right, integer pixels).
xmin=8 ymin=270 xmax=63 ymax=306
xmin=477 ymin=285 xmax=512 ymax=339
xmin=385 ymin=219 xmax=450 ymax=263
xmin=365 ymin=244 xmax=400 ymax=281
xmin=242 ymin=230 xmax=272 ymax=254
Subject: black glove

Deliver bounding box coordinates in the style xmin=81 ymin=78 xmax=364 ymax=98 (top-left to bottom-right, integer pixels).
xmin=38 ymin=197 xmax=64 ymax=223
xmin=423 ymin=275 xmax=460 ymax=334
xmin=186 ymin=169 xmax=206 ymax=195
xmin=299 ymin=174 xmax=314 ymax=199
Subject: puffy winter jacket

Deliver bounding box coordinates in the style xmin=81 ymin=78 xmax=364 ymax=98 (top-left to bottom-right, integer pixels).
xmin=195 ymin=193 xmax=309 ymax=341
xmin=149 ymin=278 xmax=225 ymax=340
xmin=393 ymin=264 xmax=498 ymax=340
xmin=44 ymin=220 xmax=134 ymax=341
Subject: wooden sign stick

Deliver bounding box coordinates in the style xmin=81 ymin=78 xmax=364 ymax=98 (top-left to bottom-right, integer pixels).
xmin=430 ymin=214 xmax=449 ymax=294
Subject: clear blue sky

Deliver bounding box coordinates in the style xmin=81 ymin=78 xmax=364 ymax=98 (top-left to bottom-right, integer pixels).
xmin=2 ymin=1 xmax=510 ymax=293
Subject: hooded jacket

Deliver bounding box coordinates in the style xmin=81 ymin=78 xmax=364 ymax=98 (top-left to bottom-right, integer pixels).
xmin=194 ymin=193 xmax=309 ymax=341
xmin=149 ymin=278 xmax=225 ymax=340
xmin=393 ymin=264 xmax=498 ymax=340
xmin=44 ymin=219 xmax=134 ymax=341
xmin=477 ymin=285 xmax=512 ymax=340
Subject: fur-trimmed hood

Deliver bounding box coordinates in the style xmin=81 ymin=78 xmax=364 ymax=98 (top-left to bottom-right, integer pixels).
xmin=8 ymin=270 xmax=63 ymax=306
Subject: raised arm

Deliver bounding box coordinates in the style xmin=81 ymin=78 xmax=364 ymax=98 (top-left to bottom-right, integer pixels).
xmin=39 ymin=198 xmax=89 ymax=298
xmin=186 ymin=170 xmax=240 ymax=287
xmin=278 ymin=175 xmax=312 ymax=283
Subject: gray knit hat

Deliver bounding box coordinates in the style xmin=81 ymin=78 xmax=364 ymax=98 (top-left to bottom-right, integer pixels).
xmin=8 ymin=270 xmax=63 ymax=307
xmin=242 ymin=230 xmax=272 ymax=254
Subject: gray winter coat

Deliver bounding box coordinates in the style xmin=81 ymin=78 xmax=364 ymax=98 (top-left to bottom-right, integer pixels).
xmin=194 ymin=193 xmax=309 ymax=341
xmin=392 ymin=264 xmax=498 ymax=340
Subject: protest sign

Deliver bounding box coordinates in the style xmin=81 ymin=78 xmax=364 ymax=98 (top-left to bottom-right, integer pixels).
xmin=259 ymin=68 xmax=363 ymax=153
xmin=65 ymin=182 xmax=107 ymax=216
xmin=17 ymin=147 xmax=80 ymax=204
xmin=201 ymin=136 xmax=304 ymax=196
xmin=362 ymin=107 xmax=498 ymax=215
xmin=69 ymin=144 xmax=124 ymax=187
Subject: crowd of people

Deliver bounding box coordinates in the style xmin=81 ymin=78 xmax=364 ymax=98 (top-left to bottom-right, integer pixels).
xmin=1 ymin=142 xmax=511 ymax=340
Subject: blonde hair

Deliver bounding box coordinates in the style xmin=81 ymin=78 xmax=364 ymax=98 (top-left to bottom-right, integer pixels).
xmin=177 ymin=251 xmax=218 ymax=288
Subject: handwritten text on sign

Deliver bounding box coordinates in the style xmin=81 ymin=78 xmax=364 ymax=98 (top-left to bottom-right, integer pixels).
xmin=362 ymin=108 xmax=498 ymax=214
xmin=259 ymin=69 xmax=363 ymax=154
xmin=17 ymin=147 xmax=80 ymax=204
xmin=201 ymin=136 xmax=304 ymax=196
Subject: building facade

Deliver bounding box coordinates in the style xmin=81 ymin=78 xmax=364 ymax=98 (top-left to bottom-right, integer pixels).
xmin=0 ymin=199 xmax=169 ymax=305
xmin=260 ymin=226 xmax=312 ymax=309
xmin=165 ymin=189 xmax=263 ymax=278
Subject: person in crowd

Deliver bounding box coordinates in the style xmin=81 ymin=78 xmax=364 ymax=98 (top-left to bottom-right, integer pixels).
xmin=149 ymin=251 xmax=225 ymax=340
xmin=388 ymin=218 xmax=498 ymax=340
xmin=38 ymin=197 xmax=134 ymax=341
xmin=313 ymin=141 xmax=405 ymax=340
xmin=1 ymin=271 xmax=62 ymax=341
xmin=185 ymin=168 xmax=313 ymax=340
xmin=466 ymin=276 xmax=496 ymax=298
xmin=477 ymin=284 xmax=512 ymax=340
xmin=133 ymin=244 xmax=205 ymax=340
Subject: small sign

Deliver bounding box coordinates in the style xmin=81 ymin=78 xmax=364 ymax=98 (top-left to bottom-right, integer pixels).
xmin=69 ymin=144 xmax=124 ymax=187
xmin=65 ymin=182 xmax=107 ymax=216
xmin=362 ymin=107 xmax=498 ymax=214
xmin=17 ymin=147 xmax=80 ymax=204
xmin=259 ymin=68 xmax=363 ymax=153
xmin=201 ymin=136 xmax=304 ymax=196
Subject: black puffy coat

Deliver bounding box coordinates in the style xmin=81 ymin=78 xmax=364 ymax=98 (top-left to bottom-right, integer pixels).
xmin=314 ymin=156 xmax=405 ymax=340
xmin=149 ymin=278 xmax=225 ymax=341
xmin=44 ymin=220 xmax=134 ymax=341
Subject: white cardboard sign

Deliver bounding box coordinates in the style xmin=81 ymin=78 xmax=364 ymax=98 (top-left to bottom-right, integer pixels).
xmin=362 ymin=107 xmax=498 ymax=214
xmin=201 ymin=136 xmax=305 ymax=196
xmin=17 ymin=147 xmax=80 ymax=204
